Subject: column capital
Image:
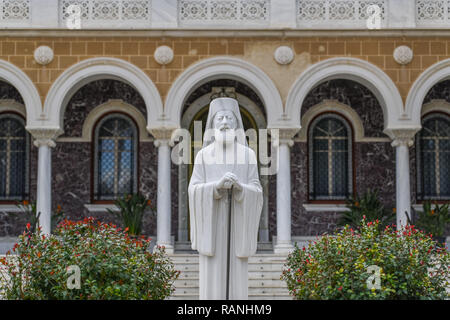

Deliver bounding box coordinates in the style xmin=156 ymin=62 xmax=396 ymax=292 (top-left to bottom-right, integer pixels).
xmin=27 ymin=127 xmax=63 ymax=148
xmin=270 ymin=128 xmax=299 ymax=148
xmin=148 ymin=127 xmax=177 ymax=147
xmin=384 ymin=128 xmax=418 ymax=148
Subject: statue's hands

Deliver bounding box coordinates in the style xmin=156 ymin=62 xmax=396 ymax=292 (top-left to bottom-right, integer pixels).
xmin=216 ymin=172 xmax=240 ymax=190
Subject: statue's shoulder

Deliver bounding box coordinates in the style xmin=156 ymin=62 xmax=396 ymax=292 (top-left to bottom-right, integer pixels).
xmin=236 ymin=143 xmax=258 ymax=163
xmin=193 ymin=144 xmax=213 ymax=164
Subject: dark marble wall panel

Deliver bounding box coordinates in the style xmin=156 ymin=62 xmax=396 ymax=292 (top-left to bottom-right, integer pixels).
xmin=423 ymin=79 xmax=450 ymax=103
xmin=50 ymin=141 xmax=158 ymax=236
xmin=301 ymin=79 xmax=385 ymax=138
xmin=62 ymin=80 xmax=147 ymax=138
xmin=290 ymin=141 xmax=396 ymax=236
xmin=0 ymin=81 xmax=24 ymax=104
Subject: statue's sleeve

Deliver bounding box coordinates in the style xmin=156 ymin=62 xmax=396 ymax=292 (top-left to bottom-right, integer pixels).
xmin=188 ymin=151 xmax=219 ymax=256
xmin=233 ymin=148 xmax=264 ymax=258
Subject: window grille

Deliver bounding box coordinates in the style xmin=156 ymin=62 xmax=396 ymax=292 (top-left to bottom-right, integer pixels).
xmin=416 ymin=113 xmax=450 ymax=200
xmin=93 ymin=114 xmax=138 ymax=201
xmin=308 ymin=113 xmax=352 ymax=200
xmin=0 ymin=113 xmax=29 ymax=201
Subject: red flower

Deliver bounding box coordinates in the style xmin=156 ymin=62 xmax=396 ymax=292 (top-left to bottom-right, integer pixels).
xmin=338 ymin=286 xmax=343 ymax=291
xmin=26 ymin=223 xmax=31 ymax=230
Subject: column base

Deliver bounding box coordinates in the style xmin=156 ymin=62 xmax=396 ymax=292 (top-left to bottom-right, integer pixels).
xmin=273 ymin=242 xmax=294 ymax=254
xmin=154 ymin=243 xmax=174 ymax=254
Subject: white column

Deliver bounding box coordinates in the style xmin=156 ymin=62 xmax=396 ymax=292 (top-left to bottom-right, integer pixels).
xmin=273 ymin=129 xmax=298 ymax=254
xmin=151 ymin=129 xmax=175 ymax=253
xmin=392 ymin=138 xmax=414 ymax=230
xmin=28 ymin=128 xmax=60 ymax=235
xmin=386 ymin=129 xmax=417 ymax=231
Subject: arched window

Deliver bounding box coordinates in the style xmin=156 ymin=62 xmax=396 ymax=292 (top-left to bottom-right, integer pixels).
xmin=93 ymin=114 xmax=138 ymax=201
xmin=0 ymin=113 xmax=29 ymax=201
xmin=416 ymin=113 xmax=450 ymax=200
xmin=308 ymin=113 xmax=353 ymax=201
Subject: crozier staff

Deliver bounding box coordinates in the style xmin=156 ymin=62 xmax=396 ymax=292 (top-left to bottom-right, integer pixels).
xmin=188 ymin=97 xmax=263 ymax=300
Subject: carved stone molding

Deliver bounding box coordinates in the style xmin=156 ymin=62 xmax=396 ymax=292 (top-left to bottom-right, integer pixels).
xmin=271 ymin=128 xmax=300 ymax=147
xmin=34 ymin=46 xmax=54 ymax=66
xmin=27 ymin=128 xmax=63 ymax=148
xmin=274 ymin=46 xmax=294 ymax=65
xmin=385 ymin=128 xmax=418 ymax=147
xmin=154 ymin=46 xmax=174 ymax=65
xmin=393 ymin=45 xmax=413 ymax=65
xmin=149 ymin=127 xmax=177 ymax=147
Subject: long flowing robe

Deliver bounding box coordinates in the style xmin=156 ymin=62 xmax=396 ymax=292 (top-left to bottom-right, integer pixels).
xmin=188 ymin=142 xmax=263 ymax=300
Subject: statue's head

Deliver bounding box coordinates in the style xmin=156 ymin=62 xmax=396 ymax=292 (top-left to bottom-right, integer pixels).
xmin=203 ymin=97 xmax=246 ymax=147
xmin=213 ymin=110 xmax=238 ymax=144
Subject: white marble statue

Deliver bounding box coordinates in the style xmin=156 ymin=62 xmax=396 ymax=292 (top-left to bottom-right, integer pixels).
xmin=188 ymin=97 xmax=263 ymax=300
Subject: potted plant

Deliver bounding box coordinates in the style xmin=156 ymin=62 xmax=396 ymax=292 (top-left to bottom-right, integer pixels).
xmin=108 ymin=193 xmax=152 ymax=237
xmin=415 ymin=201 xmax=449 ymax=247
xmin=338 ymin=189 xmax=395 ymax=231
xmin=15 ymin=200 xmax=40 ymax=233
xmin=15 ymin=201 xmax=65 ymax=233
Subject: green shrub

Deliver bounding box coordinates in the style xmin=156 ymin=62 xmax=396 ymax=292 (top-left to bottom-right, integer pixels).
xmin=338 ymin=189 xmax=395 ymax=231
xmin=0 ymin=217 xmax=179 ymax=300
xmin=282 ymin=218 xmax=450 ymax=300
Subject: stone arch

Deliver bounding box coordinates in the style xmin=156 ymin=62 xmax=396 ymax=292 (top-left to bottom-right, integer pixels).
xmin=53 ymin=99 xmax=151 ymax=143
xmin=286 ymin=57 xmax=404 ymax=132
xmin=44 ymin=57 xmax=163 ymax=132
xmin=406 ymin=59 xmax=450 ymax=129
xmin=297 ymin=100 xmax=366 ymax=142
xmin=164 ymin=56 xmax=285 ymax=129
xmin=0 ymin=59 xmax=42 ymax=128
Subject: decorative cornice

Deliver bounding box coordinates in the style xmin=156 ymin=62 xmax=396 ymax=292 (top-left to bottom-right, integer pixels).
xmin=27 ymin=127 xmax=63 ymax=148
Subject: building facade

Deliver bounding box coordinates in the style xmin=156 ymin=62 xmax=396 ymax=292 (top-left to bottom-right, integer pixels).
xmin=0 ymin=0 xmax=449 ymax=253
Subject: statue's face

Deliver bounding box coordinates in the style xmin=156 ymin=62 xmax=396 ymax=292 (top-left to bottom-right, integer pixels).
xmin=213 ymin=110 xmax=237 ymax=130
xmin=213 ymin=110 xmax=237 ymax=144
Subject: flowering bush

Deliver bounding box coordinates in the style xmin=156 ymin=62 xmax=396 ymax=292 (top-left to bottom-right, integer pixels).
xmin=282 ymin=218 xmax=450 ymax=299
xmin=0 ymin=217 xmax=179 ymax=300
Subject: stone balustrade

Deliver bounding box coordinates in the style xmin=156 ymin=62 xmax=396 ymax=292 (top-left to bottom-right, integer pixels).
xmin=0 ymin=0 xmax=448 ymax=30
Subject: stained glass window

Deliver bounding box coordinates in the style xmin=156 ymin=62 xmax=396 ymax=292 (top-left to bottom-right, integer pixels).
xmin=308 ymin=113 xmax=352 ymax=200
xmin=93 ymin=114 xmax=138 ymax=201
xmin=0 ymin=113 xmax=29 ymax=201
xmin=416 ymin=113 xmax=450 ymax=200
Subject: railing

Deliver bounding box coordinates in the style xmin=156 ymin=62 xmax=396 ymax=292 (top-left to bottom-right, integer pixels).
xmin=296 ymin=0 xmax=387 ymax=29
xmin=179 ymin=0 xmax=270 ymax=27
xmin=59 ymin=0 xmax=152 ymax=29
xmin=416 ymin=0 xmax=450 ymax=27
xmin=0 ymin=0 xmax=31 ymax=26
xmin=0 ymin=0 xmax=449 ymax=31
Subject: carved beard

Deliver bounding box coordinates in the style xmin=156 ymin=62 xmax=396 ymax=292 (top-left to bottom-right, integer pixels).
xmin=214 ymin=128 xmax=236 ymax=145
